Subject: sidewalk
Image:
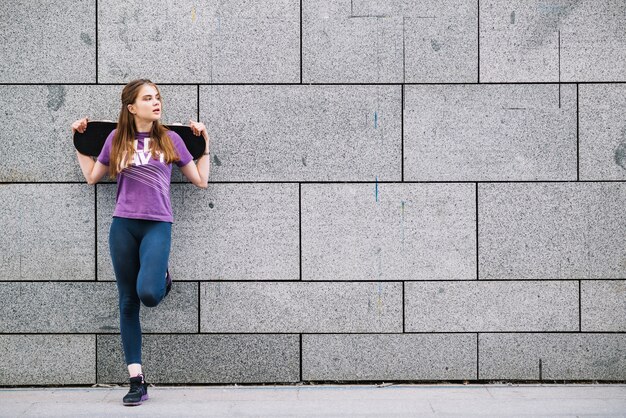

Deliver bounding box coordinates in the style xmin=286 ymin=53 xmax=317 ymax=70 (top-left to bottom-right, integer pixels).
xmin=1 ymin=383 xmax=625 ymax=417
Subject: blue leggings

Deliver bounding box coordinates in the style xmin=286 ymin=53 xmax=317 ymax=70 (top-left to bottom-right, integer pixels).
xmin=108 ymin=216 xmax=172 ymax=365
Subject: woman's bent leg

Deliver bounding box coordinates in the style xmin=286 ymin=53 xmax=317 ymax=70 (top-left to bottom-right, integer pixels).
xmin=136 ymin=221 xmax=172 ymax=308
xmin=109 ymin=217 xmax=142 ymax=365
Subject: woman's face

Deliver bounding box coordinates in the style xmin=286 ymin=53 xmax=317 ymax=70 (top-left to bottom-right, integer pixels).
xmin=128 ymin=84 xmax=161 ymax=122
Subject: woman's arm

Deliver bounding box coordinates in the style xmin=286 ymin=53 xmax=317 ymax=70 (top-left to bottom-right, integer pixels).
xmin=180 ymin=120 xmax=210 ymax=189
xmin=76 ymin=151 xmax=109 ymax=185
xmin=72 ymin=117 xmax=109 ymax=185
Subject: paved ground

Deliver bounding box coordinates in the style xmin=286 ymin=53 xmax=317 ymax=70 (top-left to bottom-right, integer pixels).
xmin=1 ymin=383 xmax=625 ymax=417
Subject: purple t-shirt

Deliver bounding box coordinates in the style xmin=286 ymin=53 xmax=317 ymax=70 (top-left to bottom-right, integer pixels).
xmin=97 ymin=129 xmax=193 ymax=223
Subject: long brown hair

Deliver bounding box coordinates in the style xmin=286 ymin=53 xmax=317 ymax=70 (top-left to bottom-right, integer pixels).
xmin=108 ymin=79 xmax=180 ymax=178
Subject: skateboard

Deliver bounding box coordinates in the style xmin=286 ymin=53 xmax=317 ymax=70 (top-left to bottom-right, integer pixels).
xmin=73 ymin=120 xmax=206 ymax=160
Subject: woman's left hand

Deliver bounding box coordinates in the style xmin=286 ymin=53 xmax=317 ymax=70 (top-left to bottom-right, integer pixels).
xmin=189 ymin=119 xmax=209 ymax=140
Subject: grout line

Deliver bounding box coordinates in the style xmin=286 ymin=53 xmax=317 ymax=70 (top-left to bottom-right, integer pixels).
xmin=197 ymin=84 xmax=200 ymax=122
xmin=5 ymin=180 xmax=626 ymax=185
xmin=299 ymin=333 xmax=303 ymax=381
xmin=300 ymin=0 xmax=303 ymax=83
xmin=3 ymin=331 xmax=626 ymax=336
xmin=576 ymin=83 xmax=580 ymax=181
xmin=401 ymin=84 xmax=404 ymax=181
xmin=2 ymin=81 xmax=626 ymax=86
xmin=95 ymin=334 xmax=98 ymax=383
xmin=95 ymin=0 xmax=98 ymax=84
xmin=94 ymin=184 xmax=98 ymax=281
xmin=4 ymin=278 xmax=626 ymax=283
xmin=299 ymin=183 xmax=302 ymax=280
xmin=477 ymin=0 xmax=480 ymax=83
xmin=475 ymin=183 xmax=479 ymax=280
xmin=402 ymin=282 xmax=405 ymax=332
xmin=579 ymin=280 xmax=582 ymax=332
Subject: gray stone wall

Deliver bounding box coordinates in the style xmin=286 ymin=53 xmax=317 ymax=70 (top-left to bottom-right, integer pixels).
xmin=1 ymin=0 xmax=625 ymax=385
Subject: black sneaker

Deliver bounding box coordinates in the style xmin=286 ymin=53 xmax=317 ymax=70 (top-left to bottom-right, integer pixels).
xmin=165 ymin=269 xmax=172 ymax=296
xmin=122 ymin=374 xmax=149 ymax=406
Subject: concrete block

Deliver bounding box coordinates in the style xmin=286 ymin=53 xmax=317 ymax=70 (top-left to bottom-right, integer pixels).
xmin=0 ymin=335 xmax=95 ymax=385
xmin=97 ymin=183 xmax=299 ymax=281
xmin=0 ymin=0 xmax=95 ymax=83
xmin=479 ymin=182 xmax=626 ymax=279
xmin=200 ymin=281 xmax=402 ymax=332
xmin=480 ymin=0 xmax=626 ymax=82
xmin=302 ymin=333 xmax=476 ymax=381
xmin=581 ymin=280 xmax=626 ymax=332
xmin=404 ymin=84 xmax=577 ymax=181
xmin=98 ymin=0 xmax=299 ymax=83
xmin=0 ymin=85 xmax=196 ymax=182
xmin=200 ymin=85 xmax=401 ymax=181
xmin=479 ymin=333 xmax=626 ymax=380
xmin=303 ymin=0 xmax=477 ymax=82
xmin=302 ymin=183 xmax=476 ymax=280
xmin=0 ymin=184 xmax=93 ymax=281
xmin=405 ymin=281 xmax=579 ymax=332
xmin=0 ymin=282 xmax=197 ymax=333
xmin=97 ymin=334 xmax=299 ymax=383
xmin=579 ymin=84 xmax=626 ymax=180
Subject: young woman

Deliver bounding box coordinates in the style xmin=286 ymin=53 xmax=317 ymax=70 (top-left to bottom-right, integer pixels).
xmin=72 ymin=79 xmax=211 ymax=406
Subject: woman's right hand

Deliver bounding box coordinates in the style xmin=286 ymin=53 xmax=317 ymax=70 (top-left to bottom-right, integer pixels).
xmin=71 ymin=117 xmax=89 ymax=134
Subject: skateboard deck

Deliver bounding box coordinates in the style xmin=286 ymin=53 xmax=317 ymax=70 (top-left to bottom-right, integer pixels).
xmin=73 ymin=121 xmax=206 ymax=160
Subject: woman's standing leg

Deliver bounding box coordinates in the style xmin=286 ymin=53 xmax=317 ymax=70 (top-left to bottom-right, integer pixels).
xmin=136 ymin=221 xmax=172 ymax=307
xmin=108 ymin=217 xmax=143 ymax=372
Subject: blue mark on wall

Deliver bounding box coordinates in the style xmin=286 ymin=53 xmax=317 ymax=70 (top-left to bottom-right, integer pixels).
xmin=375 ymin=176 xmax=379 ymax=202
